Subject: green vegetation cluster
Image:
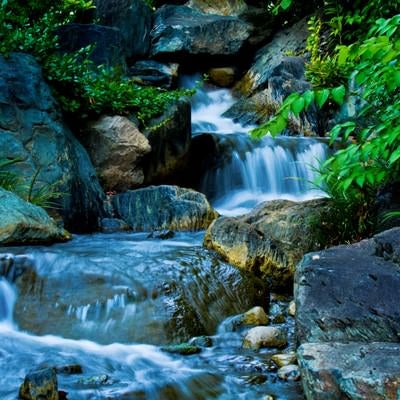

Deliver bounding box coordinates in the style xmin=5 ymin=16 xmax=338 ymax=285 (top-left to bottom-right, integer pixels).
xmin=254 ymin=0 xmax=400 ymax=241
xmin=0 ymin=0 xmax=193 ymax=125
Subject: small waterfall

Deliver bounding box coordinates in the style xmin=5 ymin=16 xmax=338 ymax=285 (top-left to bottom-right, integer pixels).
xmin=0 ymin=279 xmax=16 ymax=329
xmin=182 ymin=75 xmax=328 ymax=215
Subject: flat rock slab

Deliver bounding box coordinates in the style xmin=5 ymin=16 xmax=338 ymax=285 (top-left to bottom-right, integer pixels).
xmin=295 ymin=228 xmax=400 ymax=344
xmin=298 ymin=342 xmax=400 ymax=399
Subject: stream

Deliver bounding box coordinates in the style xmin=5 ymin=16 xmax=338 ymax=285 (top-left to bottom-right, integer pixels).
xmin=0 ymin=81 xmax=326 ymax=399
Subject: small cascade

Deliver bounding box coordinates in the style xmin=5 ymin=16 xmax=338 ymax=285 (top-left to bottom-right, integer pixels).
xmin=181 ymin=75 xmax=328 ymax=215
xmin=0 ymin=278 xmax=16 ymax=329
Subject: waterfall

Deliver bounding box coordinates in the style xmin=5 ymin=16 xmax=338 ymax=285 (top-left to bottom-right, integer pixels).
xmin=0 ymin=279 xmax=16 ymax=329
xmin=183 ymin=76 xmax=328 ymax=215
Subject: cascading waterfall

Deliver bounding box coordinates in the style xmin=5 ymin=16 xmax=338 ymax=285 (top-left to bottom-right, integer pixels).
xmin=184 ymin=76 xmax=328 ymax=215
xmin=0 ymin=278 xmax=16 ymax=329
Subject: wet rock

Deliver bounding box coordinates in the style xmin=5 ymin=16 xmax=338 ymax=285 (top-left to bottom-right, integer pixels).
xmin=161 ymin=343 xmax=201 ymax=355
xmin=143 ymin=99 xmax=191 ymax=184
xmin=19 ymin=367 xmax=59 ymax=400
xmin=55 ymin=364 xmax=83 ymax=375
xmin=0 ymin=53 xmax=105 ymax=232
xmin=204 ymin=198 xmax=332 ymax=290
xmin=56 ymin=23 xmax=127 ymax=67
xmin=295 ymin=228 xmax=400 ymax=344
xmin=207 ymin=67 xmax=236 ymax=87
xmin=271 ymin=352 xmax=297 ymax=368
xmin=112 ymin=185 xmax=218 ymax=231
xmin=244 ymin=374 xmax=267 ymax=384
xmin=243 ymin=326 xmax=287 ymax=350
xmin=235 ymin=18 xmax=309 ymax=96
xmin=147 ymin=230 xmax=175 ymax=240
xmin=187 ymin=0 xmax=247 ymax=16
xmin=129 ymin=60 xmax=179 ymax=88
xmin=287 ymin=300 xmax=296 ymax=317
xmin=95 ymin=0 xmax=152 ymax=61
xmin=277 ymin=364 xmax=300 ymax=381
xmin=83 ymin=115 xmax=151 ymax=191
xmin=189 ymin=335 xmax=213 ymax=347
xmin=298 ymin=342 xmax=400 ymax=399
xmin=100 ymin=218 xmax=131 ymax=233
xmin=0 ymin=189 xmax=70 ymax=245
xmin=77 ymin=374 xmax=114 ymax=387
xmin=150 ymin=5 xmax=252 ymax=59
xmin=242 ymin=306 xmax=269 ymax=326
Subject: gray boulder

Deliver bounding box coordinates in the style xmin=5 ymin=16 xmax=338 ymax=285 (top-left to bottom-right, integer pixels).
xmin=128 ymin=60 xmax=179 ymax=88
xmin=56 ymin=23 xmax=127 ymax=67
xmin=186 ymin=0 xmax=247 ymax=16
xmin=0 ymin=53 xmax=105 ymax=232
xmin=112 ymin=185 xmax=218 ymax=231
xmin=0 ymin=189 xmax=70 ymax=245
xmin=143 ymin=99 xmax=191 ymax=184
xmin=95 ymin=0 xmax=152 ymax=61
xmin=235 ymin=17 xmax=309 ymax=96
xmin=151 ymin=5 xmax=252 ymax=59
xmin=204 ymin=198 xmax=332 ymax=290
xmin=83 ymin=115 xmax=151 ymax=191
xmin=298 ymin=342 xmax=400 ymax=400
xmin=295 ymin=228 xmax=400 ymax=344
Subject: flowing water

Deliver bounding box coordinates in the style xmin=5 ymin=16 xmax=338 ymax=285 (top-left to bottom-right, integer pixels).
xmin=186 ymin=76 xmax=328 ymax=215
xmin=0 ymin=234 xmax=302 ymax=400
xmin=0 ymin=79 xmax=324 ymax=399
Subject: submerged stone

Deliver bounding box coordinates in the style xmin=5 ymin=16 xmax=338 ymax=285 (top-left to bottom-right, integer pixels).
xmin=161 ymin=343 xmax=201 ymax=355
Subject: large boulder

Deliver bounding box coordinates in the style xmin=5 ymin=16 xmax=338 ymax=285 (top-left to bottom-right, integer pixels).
xmin=112 ymin=185 xmax=218 ymax=231
xmin=19 ymin=367 xmax=59 ymax=400
xmin=295 ymin=228 xmax=400 ymax=399
xmin=0 ymin=189 xmax=70 ymax=245
xmin=150 ymin=5 xmax=252 ymax=60
xmin=83 ymin=116 xmax=151 ymax=191
xmin=95 ymin=0 xmax=152 ymax=61
xmin=295 ymin=228 xmax=400 ymax=344
xmin=186 ymin=0 xmax=247 ymax=16
xmin=0 ymin=53 xmax=105 ymax=232
xmin=56 ymin=23 xmax=127 ymax=67
xmin=298 ymin=342 xmax=400 ymax=400
xmin=235 ymin=17 xmax=309 ymax=96
xmin=204 ymin=198 xmax=332 ymax=290
xmin=143 ymin=99 xmax=191 ymax=184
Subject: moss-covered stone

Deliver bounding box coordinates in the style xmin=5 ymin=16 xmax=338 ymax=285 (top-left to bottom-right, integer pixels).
xmin=161 ymin=343 xmax=202 ymax=355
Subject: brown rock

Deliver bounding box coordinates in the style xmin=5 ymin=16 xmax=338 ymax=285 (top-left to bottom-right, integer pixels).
xmin=84 ymin=116 xmax=151 ymax=191
xmin=207 ymin=67 xmax=236 ymax=87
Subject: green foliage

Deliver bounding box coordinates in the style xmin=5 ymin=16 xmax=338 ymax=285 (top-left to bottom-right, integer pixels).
xmin=253 ymin=12 xmax=400 ymax=240
xmin=0 ymin=158 xmax=62 ymax=208
xmin=0 ymin=0 xmax=192 ymax=125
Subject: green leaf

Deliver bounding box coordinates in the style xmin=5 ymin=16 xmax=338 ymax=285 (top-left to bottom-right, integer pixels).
xmin=280 ymin=0 xmax=292 ymax=10
xmin=291 ymin=97 xmax=305 ymax=116
xmin=331 ymin=85 xmax=346 ymax=105
xmin=303 ymin=90 xmax=314 ymax=107
xmin=315 ymin=89 xmax=330 ymax=108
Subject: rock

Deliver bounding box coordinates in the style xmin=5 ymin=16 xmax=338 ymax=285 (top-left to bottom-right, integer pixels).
xmin=77 ymin=374 xmax=114 ymax=387
xmin=54 ymin=364 xmax=83 ymax=375
xmin=129 ymin=60 xmax=179 ymax=88
xmin=242 ymin=306 xmax=269 ymax=326
xmin=143 ymin=99 xmax=191 ymax=184
xmin=147 ymin=230 xmax=175 ymax=240
xmin=287 ymin=300 xmax=296 ymax=317
xmin=244 ymin=374 xmax=267 ymax=384
xmin=0 ymin=53 xmax=105 ymax=232
xmin=204 ymin=198 xmax=332 ymax=290
xmin=19 ymin=367 xmax=59 ymax=400
xmin=235 ymin=18 xmax=309 ymax=96
xmin=295 ymin=228 xmax=400 ymax=344
xmin=83 ymin=115 xmax=151 ymax=191
xmin=112 ymin=185 xmax=218 ymax=231
xmin=277 ymin=365 xmax=300 ymax=381
xmin=225 ymin=59 xmax=319 ymax=135
xmin=298 ymin=342 xmax=400 ymax=399
xmin=100 ymin=218 xmax=131 ymax=233
xmin=150 ymin=5 xmax=252 ymax=59
xmin=0 ymin=189 xmax=70 ymax=245
xmin=187 ymin=0 xmax=247 ymax=16
xmin=56 ymin=23 xmax=127 ymax=67
xmin=189 ymin=335 xmax=213 ymax=347
xmin=207 ymin=67 xmax=236 ymax=87
xmin=243 ymin=326 xmax=287 ymax=350
xmin=161 ymin=343 xmax=201 ymax=355
xmin=271 ymin=352 xmax=297 ymax=368
xmin=95 ymin=0 xmax=152 ymax=61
